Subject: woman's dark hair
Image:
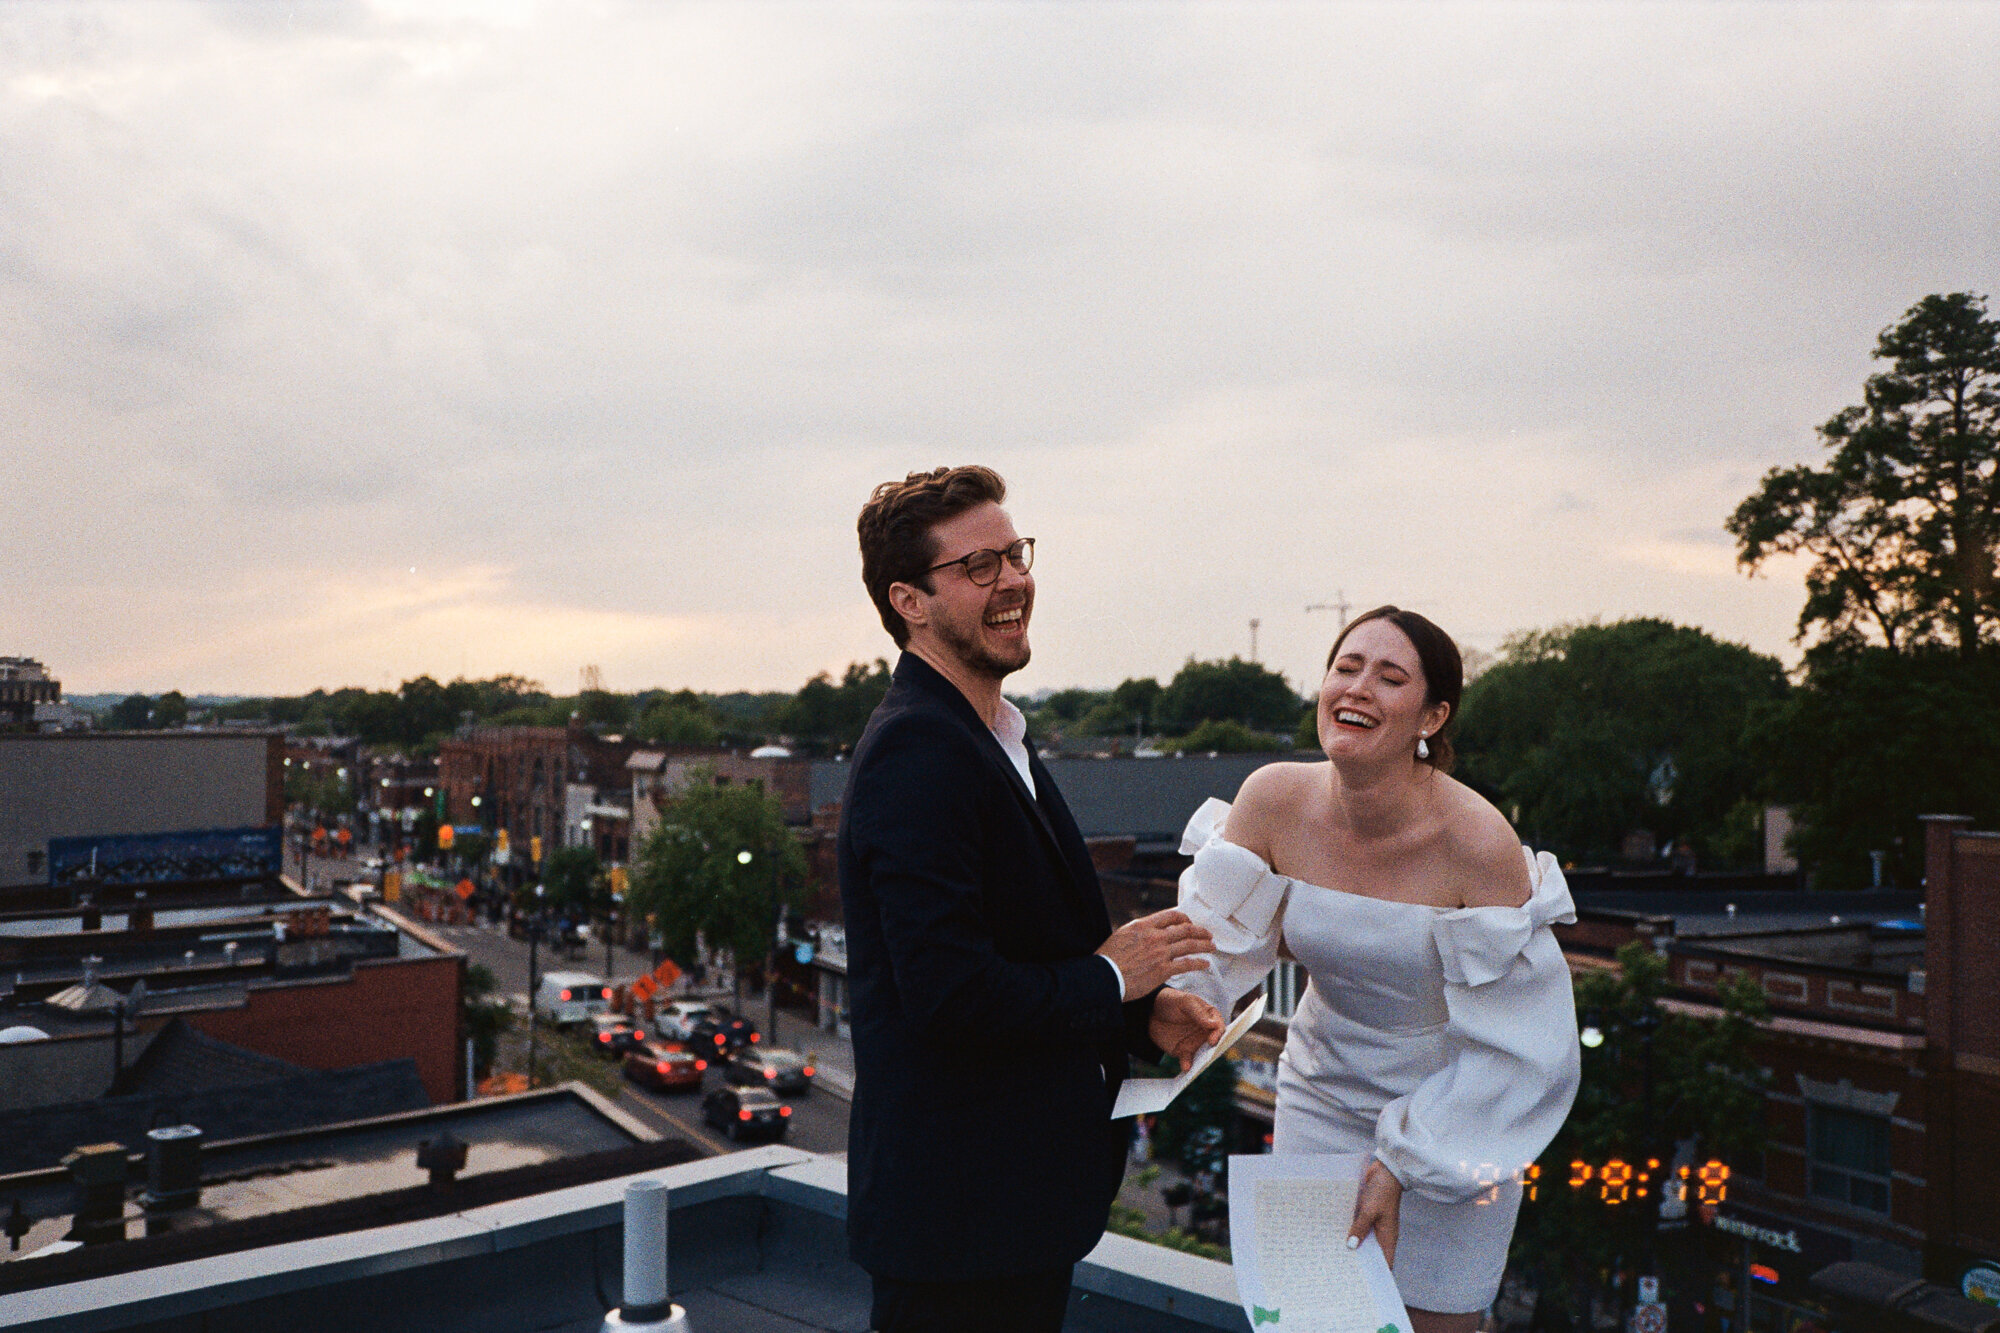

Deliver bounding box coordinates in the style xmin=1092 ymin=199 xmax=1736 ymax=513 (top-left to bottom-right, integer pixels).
xmin=1326 ymin=605 xmax=1463 ymax=773
xmin=857 ymin=466 xmax=1008 ymax=647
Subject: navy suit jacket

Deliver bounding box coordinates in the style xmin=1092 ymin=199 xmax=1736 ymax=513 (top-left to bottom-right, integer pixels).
xmin=838 ymin=653 xmax=1159 ymax=1281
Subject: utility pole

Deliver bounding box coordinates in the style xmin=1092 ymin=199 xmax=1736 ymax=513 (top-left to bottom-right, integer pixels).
xmin=1248 ymin=618 xmax=1261 ymax=663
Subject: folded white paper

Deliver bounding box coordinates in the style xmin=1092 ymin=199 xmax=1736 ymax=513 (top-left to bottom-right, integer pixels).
xmin=1227 ymin=1152 xmax=1413 ymax=1333
xmin=1112 ymin=993 xmax=1266 ymax=1118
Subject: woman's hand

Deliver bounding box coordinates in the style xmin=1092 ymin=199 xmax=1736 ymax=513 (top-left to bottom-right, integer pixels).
xmin=1348 ymin=1159 xmax=1402 ymax=1267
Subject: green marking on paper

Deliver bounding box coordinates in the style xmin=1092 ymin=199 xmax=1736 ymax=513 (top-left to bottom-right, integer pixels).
xmin=1251 ymin=1308 xmax=1281 ymax=1325
xmin=1378 ymin=1325 xmax=1397 ymax=1333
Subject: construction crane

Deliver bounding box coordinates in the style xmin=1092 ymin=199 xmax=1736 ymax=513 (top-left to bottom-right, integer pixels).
xmin=1304 ymin=592 xmax=1352 ymax=630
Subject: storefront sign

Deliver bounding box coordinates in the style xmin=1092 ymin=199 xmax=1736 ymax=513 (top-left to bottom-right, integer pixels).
xmin=1711 ymin=1214 xmax=1803 ymax=1252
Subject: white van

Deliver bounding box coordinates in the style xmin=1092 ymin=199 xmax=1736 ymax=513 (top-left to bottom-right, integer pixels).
xmin=534 ymin=971 xmax=610 ymax=1027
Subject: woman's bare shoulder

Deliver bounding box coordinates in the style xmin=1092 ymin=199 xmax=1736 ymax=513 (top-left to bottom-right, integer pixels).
xmin=1437 ymin=776 xmax=1532 ymax=908
xmin=1222 ymin=761 xmax=1323 ymax=862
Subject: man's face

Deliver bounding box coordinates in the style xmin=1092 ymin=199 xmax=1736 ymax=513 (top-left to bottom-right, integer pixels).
xmin=901 ymin=501 xmax=1034 ymax=681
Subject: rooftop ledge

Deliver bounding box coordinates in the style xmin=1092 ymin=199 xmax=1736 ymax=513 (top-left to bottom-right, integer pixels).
xmin=7 ymin=1148 xmax=1249 ymax=1333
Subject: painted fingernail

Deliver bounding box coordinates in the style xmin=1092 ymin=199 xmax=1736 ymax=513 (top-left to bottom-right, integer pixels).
xmin=1345 ymin=1236 xmax=1359 ymax=1250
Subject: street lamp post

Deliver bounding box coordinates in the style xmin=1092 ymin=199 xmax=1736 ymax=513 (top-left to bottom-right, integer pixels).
xmin=527 ymin=883 xmax=545 ymax=1088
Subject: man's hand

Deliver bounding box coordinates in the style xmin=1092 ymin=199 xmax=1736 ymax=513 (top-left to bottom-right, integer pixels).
xmin=1096 ymin=908 xmax=1214 ymax=997
xmin=1147 ymin=987 xmax=1224 ymax=1067
xmin=1348 ymin=1159 xmax=1402 ymax=1268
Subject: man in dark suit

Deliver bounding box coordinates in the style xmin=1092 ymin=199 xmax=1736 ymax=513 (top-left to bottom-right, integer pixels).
xmin=839 ymin=466 xmax=1224 ymax=1333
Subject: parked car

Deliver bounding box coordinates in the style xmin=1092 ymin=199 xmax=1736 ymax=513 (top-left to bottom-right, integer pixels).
xmin=723 ymin=1047 xmax=815 ymax=1094
xmin=688 ymin=1010 xmax=760 ymax=1055
xmin=702 ymin=1085 xmax=790 ymax=1142
xmin=588 ymin=1013 xmax=648 ymax=1059
xmin=653 ymin=1001 xmax=714 ymax=1042
xmin=623 ymin=1041 xmax=707 ymax=1092
xmin=534 ymin=972 xmax=610 ymax=1027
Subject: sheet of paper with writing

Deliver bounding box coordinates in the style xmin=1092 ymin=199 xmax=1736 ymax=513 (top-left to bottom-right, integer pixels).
xmin=1227 ymin=1153 xmax=1413 ymax=1333
xmin=1111 ymin=993 xmax=1266 ymax=1118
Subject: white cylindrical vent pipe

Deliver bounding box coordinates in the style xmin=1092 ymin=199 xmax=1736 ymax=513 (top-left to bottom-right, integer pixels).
xmin=623 ymin=1179 xmax=670 ymax=1312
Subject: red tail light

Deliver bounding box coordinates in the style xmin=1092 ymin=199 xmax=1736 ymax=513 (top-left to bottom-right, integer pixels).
xmin=560 ymin=989 xmax=572 ymax=1002
xmin=801 ymin=1067 xmax=815 ymax=1078
xmin=748 ymin=1032 xmax=759 ymax=1043
xmin=779 ymin=1106 xmax=791 ymax=1117
xmin=713 ymin=1034 xmax=725 ymax=1045
xmin=694 ymin=1060 xmax=707 ymax=1071
xmin=601 ymin=987 xmax=613 ymax=1000
xmin=656 ymin=1061 xmax=670 ymax=1075
xmin=738 ymin=1109 xmax=752 ymax=1121
xmin=764 ymin=1069 xmax=776 ymax=1079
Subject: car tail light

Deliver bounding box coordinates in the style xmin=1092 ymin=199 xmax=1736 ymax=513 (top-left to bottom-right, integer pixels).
xmin=694 ymin=1060 xmax=707 ymax=1071
xmin=656 ymin=1061 xmax=670 ymax=1075
xmin=601 ymin=987 xmax=613 ymax=1000
xmin=779 ymin=1106 xmax=791 ymax=1117
xmin=802 ymin=1067 xmax=815 ymax=1078
xmin=738 ymin=1109 xmax=752 ymax=1122
xmin=748 ymin=1032 xmax=759 ymax=1043
xmin=560 ymin=989 xmax=572 ymax=1002
xmin=714 ymin=1033 xmax=726 ymax=1045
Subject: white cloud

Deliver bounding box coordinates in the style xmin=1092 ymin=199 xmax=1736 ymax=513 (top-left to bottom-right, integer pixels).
xmin=3 ymin=1 xmax=1995 ymax=693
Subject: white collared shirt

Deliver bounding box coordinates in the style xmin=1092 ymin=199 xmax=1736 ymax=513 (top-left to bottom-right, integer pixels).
xmin=990 ymin=696 xmax=1036 ymax=799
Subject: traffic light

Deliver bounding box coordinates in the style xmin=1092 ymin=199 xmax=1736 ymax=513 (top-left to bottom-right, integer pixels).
xmin=438 ymin=825 xmax=455 ymax=851
xmin=530 ymin=835 xmax=542 ymax=863
xmin=496 ymin=828 xmax=510 ymax=854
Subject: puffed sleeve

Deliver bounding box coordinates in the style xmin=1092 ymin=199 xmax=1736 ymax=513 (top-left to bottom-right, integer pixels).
xmin=1372 ymin=850 xmax=1581 ymax=1204
xmin=1164 ymin=798 xmax=1290 ymax=1019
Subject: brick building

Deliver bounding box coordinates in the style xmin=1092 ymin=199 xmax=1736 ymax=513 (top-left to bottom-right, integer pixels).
xmin=437 ymin=725 xmax=635 ymax=860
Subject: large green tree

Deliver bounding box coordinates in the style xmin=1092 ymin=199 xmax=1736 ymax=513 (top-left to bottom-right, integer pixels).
xmin=1756 ymin=645 xmax=2000 ymax=889
xmin=1729 ymin=292 xmax=2000 ymax=657
xmin=1513 ymin=942 xmax=1769 ymax=1320
xmin=1454 ymin=620 xmax=1789 ymax=865
xmin=1154 ymin=658 xmax=1302 ymax=734
xmin=635 ymin=690 xmax=721 ymax=747
xmin=769 ymin=660 xmax=891 ymax=752
xmin=625 ymin=777 xmax=808 ymax=974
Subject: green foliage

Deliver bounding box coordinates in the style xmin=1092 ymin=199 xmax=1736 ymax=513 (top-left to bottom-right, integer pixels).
xmin=1729 ymin=292 xmax=2000 ymax=657
xmin=575 ymin=689 xmax=630 ymax=731
xmin=542 ymin=845 xmax=605 ymax=916
xmin=1759 ymin=644 xmax=2000 ymax=888
xmin=1514 ymin=941 xmax=1769 ymax=1280
xmin=1170 ymin=719 xmax=1284 ymax=753
xmin=1453 ymin=619 xmax=1790 ymax=865
xmin=107 ymin=693 xmax=155 ymax=729
xmin=769 ymin=660 xmax=891 ymax=752
xmin=626 ymin=777 xmax=809 ymax=968
xmin=1145 ymin=1053 xmax=1239 ymax=1165
xmin=285 ymin=765 xmax=354 ymax=817
xmin=1155 ymin=658 xmax=1303 ymax=733
xmin=636 ymin=690 xmax=721 ymax=747
xmin=1104 ymin=1203 xmax=1231 ymax=1262
xmin=462 ymin=962 xmax=512 ymax=1077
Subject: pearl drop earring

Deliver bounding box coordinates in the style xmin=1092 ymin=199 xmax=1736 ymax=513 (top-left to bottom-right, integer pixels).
xmin=1416 ymin=735 xmax=1430 ymax=760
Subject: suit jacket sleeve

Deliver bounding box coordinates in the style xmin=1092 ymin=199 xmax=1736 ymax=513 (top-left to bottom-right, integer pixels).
xmin=849 ymin=712 xmax=1128 ymax=1048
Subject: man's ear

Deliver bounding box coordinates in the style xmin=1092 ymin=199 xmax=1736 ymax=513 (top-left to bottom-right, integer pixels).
xmin=888 ymin=581 xmax=929 ymax=632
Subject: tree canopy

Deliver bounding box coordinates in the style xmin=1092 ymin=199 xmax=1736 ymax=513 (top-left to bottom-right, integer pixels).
xmin=768 ymin=659 xmax=891 ymax=752
xmin=1154 ymin=657 xmax=1303 ymax=734
xmin=1454 ymin=620 xmax=1789 ymax=865
xmin=625 ymin=777 xmax=809 ymax=969
xmin=1730 ymin=292 xmax=2000 ymax=657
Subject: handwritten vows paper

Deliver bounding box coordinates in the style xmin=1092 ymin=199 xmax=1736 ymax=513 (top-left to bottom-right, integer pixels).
xmin=1112 ymin=994 xmax=1266 ymax=1119
xmin=1226 ymin=1154 xmax=1413 ymax=1333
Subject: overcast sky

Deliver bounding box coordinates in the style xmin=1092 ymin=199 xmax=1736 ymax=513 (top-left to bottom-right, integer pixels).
xmin=6 ymin=1 xmax=1997 ymax=700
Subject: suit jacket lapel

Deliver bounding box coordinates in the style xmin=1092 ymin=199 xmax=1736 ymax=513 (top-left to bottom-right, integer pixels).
xmin=893 ymin=655 xmax=1079 ymax=896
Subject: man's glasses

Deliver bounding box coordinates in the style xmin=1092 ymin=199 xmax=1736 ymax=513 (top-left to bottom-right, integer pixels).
xmin=925 ymin=537 xmax=1035 ymax=587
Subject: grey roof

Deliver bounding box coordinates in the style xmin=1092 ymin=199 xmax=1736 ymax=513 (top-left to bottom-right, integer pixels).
xmin=812 ymin=753 xmax=1296 ymax=842
xmin=0 ymin=1053 xmax=430 ymax=1176
xmin=112 ymin=1016 xmax=307 ymax=1094
xmin=8 ymin=1148 xmax=1251 ymax=1333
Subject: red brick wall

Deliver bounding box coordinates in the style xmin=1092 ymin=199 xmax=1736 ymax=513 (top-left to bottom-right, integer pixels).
xmin=1923 ymin=818 xmax=2000 ymax=1263
xmin=183 ymin=953 xmax=462 ymax=1105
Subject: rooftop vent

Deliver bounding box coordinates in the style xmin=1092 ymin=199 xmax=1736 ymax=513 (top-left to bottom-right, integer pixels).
xmin=142 ymin=1125 xmax=203 ymax=1212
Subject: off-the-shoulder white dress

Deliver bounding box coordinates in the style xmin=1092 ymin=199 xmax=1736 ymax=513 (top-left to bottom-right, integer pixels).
xmin=1167 ymin=798 xmax=1581 ymax=1313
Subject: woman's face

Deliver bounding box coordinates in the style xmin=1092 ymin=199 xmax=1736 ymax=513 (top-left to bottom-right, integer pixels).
xmin=1317 ymin=618 xmax=1447 ymax=763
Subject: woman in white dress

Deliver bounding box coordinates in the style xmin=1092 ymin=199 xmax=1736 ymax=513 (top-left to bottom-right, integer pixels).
xmin=1169 ymin=607 xmax=1580 ymax=1331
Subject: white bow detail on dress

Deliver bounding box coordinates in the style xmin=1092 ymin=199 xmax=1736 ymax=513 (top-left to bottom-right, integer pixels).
xmin=1431 ymin=850 xmax=1577 ymax=987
